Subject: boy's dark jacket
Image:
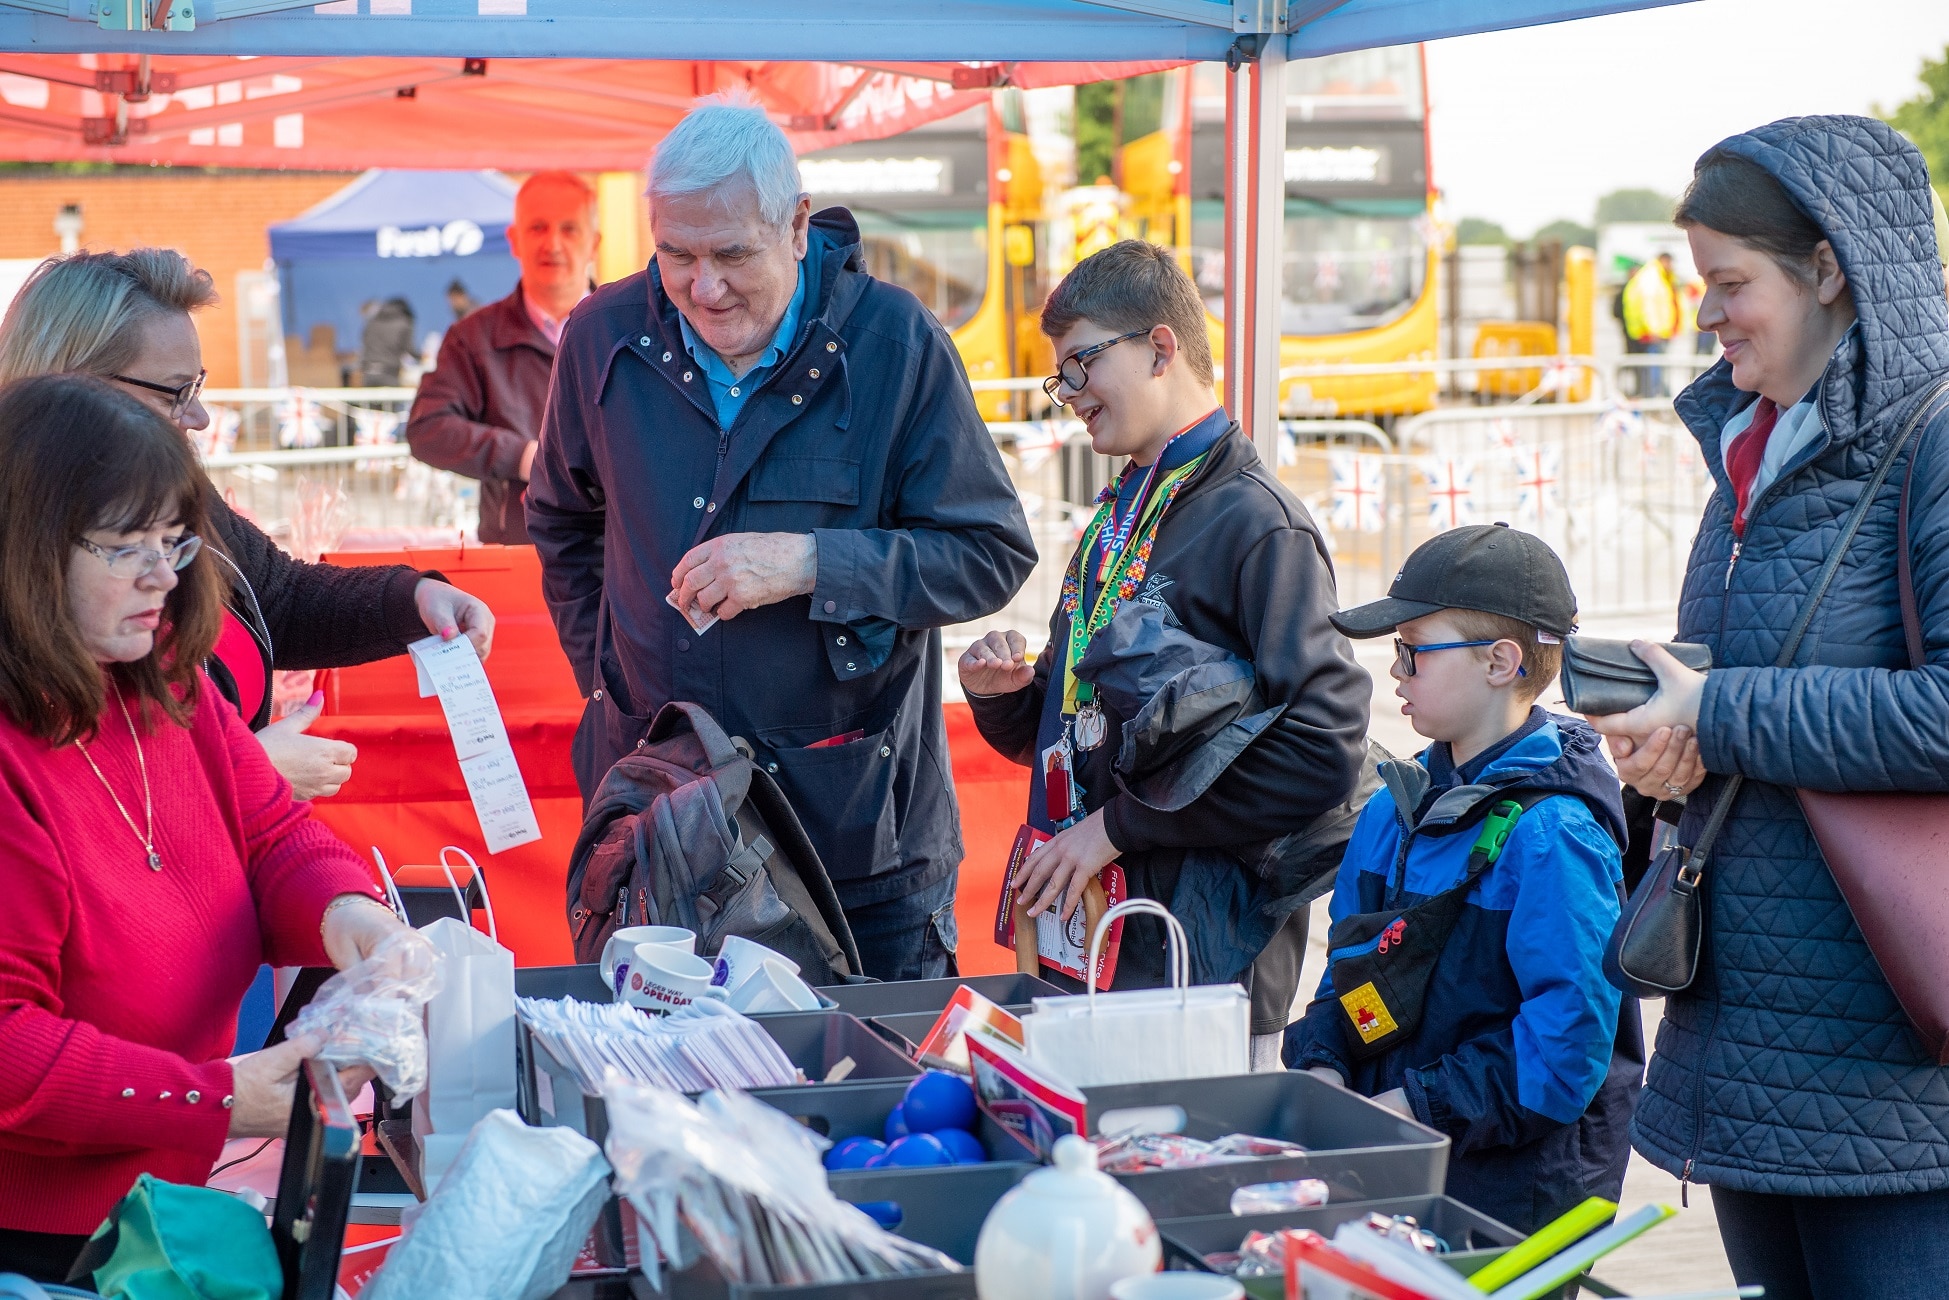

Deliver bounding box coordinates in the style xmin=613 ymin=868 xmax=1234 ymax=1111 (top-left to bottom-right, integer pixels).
xmin=966 ymin=424 xmax=1372 ymax=1023
xmin=1285 ymin=713 xmax=1642 ymax=1233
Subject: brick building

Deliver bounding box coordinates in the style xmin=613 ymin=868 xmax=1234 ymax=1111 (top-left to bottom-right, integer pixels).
xmin=0 ymin=170 xmax=357 ymax=387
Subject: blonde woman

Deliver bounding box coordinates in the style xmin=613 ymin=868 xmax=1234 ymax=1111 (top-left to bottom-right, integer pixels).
xmin=0 ymin=251 xmax=496 ymax=798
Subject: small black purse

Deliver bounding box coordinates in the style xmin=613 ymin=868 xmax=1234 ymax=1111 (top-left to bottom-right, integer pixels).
xmin=1559 ymin=638 xmax=1713 ymax=716
xmin=1602 ymin=394 xmax=1924 ymax=999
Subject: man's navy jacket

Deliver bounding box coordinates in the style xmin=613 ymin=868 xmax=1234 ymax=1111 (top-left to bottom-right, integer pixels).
xmin=527 ymin=208 xmax=1036 ymax=910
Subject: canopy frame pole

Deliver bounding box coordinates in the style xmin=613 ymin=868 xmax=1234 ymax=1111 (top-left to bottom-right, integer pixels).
xmin=1223 ymin=36 xmax=1286 ymax=469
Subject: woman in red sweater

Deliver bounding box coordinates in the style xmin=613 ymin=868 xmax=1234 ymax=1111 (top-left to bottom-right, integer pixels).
xmin=0 ymin=374 xmax=414 ymax=1282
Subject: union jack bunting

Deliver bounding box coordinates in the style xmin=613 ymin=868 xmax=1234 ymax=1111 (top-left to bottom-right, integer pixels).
xmin=1329 ymin=452 xmax=1386 ymax=534
xmin=1420 ymin=456 xmax=1475 ymax=531
xmin=275 ymin=389 xmax=329 ymax=449
xmin=1511 ymin=444 xmax=1562 ymax=524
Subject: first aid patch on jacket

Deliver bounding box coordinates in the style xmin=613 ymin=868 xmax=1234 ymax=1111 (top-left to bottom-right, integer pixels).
xmin=1339 ymin=981 xmax=1398 ymax=1045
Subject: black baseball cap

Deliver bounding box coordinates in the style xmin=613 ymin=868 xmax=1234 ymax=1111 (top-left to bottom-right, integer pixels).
xmin=1330 ymin=523 xmax=1578 ymax=639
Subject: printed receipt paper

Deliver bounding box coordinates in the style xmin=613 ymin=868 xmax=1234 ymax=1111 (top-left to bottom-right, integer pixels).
xmin=408 ymin=634 xmax=543 ymax=854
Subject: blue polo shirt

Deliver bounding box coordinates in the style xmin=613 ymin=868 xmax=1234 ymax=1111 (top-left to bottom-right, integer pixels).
xmin=677 ymin=257 xmax=808 ymax=430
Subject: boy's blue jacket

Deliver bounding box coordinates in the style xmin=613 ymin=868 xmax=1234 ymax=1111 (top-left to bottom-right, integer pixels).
xmin=1284 ymin=712 xmax=1643 ymax=1232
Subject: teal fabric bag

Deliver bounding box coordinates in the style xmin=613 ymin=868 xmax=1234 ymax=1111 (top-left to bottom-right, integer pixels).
xmin=71 ymin=1175 xmax=281 ymax=1300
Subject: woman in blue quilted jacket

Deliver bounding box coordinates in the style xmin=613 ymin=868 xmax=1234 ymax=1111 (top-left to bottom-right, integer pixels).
xmin=1588 ymin=116 xmax=1949 ymax=1297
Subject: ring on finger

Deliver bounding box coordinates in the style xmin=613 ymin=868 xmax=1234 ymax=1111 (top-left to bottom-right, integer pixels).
xmin=1662 ymin=781 xmax=1685 ymax=796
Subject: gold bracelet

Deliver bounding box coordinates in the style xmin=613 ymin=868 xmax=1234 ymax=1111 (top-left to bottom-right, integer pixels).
xmin=319 ymin=892 xmax=391 ymax=938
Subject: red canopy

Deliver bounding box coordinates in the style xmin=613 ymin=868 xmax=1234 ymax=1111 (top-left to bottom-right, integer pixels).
xmin=0 ymin=55 xmax=1184 ymax=168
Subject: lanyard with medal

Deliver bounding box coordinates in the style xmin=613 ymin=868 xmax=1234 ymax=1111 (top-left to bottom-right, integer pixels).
xmin=1046 ymin=447 xmax=1207 ymax=825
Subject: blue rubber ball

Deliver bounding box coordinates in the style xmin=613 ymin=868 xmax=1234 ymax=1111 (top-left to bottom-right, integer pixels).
xmin=823 ymin=1137 xmax=886 ymax=1171
xmin=931 ymin=1127 xmax=987 ymax=1164
xmin=901 ymin=1070 xmax=978 ymax=1134
xmin=883 ymin=1103 xmax=910 ymax=1143
xmin=854 ymin=1200 xmax=904 ymax=1230
xmin=883 ymin=1133 xmax=952 ymax=1167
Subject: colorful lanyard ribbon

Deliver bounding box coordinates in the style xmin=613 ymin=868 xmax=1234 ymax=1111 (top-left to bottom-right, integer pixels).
xmin=1058 ymin=453 xmax=1206 ymax=715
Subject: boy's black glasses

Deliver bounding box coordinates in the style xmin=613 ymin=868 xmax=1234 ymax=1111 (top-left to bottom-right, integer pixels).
xmin=1394 ymin=637 xmax=1525 ymax=677
xmin=1042 ymin=328 xmax=1154 ymax=404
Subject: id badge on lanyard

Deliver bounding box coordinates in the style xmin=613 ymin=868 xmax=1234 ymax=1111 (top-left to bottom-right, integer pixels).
xmin=1042 ymin=737 xmax=1075 ymax=825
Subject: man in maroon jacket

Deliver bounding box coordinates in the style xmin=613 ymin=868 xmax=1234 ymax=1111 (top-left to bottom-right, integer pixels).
xmin=408 ymin=171 xmax=599 ymax=544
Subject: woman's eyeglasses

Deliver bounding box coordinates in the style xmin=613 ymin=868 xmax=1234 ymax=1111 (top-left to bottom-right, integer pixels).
xmin=1042 ymin=328 xmax=1154 ymax=405
xmin=112 ymin=370 xmax=206 ymax=422
xmin=78 ymin=534 xmax=203 ymax=580
xmin=1394 ymin=637 xmax=1526 ymax=677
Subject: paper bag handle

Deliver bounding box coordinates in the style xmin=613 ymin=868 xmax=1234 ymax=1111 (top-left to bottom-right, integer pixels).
xmin=438 ymin=845 xmax=498 ymax=941
xmin=370 ymin=848 xmax=408 ymax=922
xmin=1086 ymin=898 xmax=1189 ymax=1012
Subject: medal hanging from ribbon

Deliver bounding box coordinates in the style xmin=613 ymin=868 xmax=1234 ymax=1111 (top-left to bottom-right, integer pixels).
xmin=1058 ymin=452 xmax=1207 ymax=757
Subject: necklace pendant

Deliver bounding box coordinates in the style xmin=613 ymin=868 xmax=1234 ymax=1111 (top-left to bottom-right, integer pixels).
xmin=146 ymin=849 xmax=162 ymax=872
xmin=1073 ymin=700 xmax=1107 ymax=751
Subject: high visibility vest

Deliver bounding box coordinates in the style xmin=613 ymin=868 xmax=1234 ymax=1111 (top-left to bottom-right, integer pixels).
xmin=1622 ymin=262 xmax=1680 ymax=343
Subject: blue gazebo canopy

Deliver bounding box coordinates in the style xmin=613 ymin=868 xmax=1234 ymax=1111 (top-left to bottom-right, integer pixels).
xmin=269 ymin=169 xmax=520 ymax=360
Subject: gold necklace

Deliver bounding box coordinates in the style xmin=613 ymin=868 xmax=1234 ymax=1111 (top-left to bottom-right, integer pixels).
xmin=76 ymin=690 xmax=161 ymax=872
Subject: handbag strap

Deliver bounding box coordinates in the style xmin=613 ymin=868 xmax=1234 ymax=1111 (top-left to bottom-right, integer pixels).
xmin=1687 ymin=378 xmax=1949 ymax=881
xmin=1895 ymin=380 xmax=1949 ymax=669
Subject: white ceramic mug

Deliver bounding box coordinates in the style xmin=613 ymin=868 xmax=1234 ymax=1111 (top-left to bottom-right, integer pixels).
xmin=618 ymin=943 xmax=724 ymax=1013
xmin=601 ymin=925 xmax=696 ymax=995
xmin=711 ymin=935 xmax=800 ymax=992
xmin=728 ymin=957 xmax=823 ymax=1014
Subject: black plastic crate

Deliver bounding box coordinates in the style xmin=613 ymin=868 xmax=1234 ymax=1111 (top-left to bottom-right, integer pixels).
xmin=749 ymin=1079 xmax=1039 ymax=1187
xmin=517 ymin=963 xmax=613 ymax=1003
xmin=647 ymin=1162 xmax=1030 ymax=1298
xmin=1080 ymin=1071 xmax=1449 ymax=1219
xmin=815 ymin=974 xmax=1060 ymax=1021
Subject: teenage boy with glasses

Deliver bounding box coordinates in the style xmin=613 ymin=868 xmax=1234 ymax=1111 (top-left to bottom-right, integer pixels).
xmin=1283 ymin=523 xmax=1642 ymax=1233
xmin=960 ymin=240 xmax=1371 ymax=1067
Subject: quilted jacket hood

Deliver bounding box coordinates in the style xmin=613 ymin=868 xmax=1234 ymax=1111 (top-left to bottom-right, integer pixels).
xmin=1676 ymin=115 xmax=1949 ymax=452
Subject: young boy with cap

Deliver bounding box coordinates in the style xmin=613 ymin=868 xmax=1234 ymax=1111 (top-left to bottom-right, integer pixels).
xmin=1283 ymin=524 xmax=1643 ymax=1234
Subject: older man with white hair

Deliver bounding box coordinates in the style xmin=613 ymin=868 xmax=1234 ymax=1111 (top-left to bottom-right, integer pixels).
xmin=528 ymin=98 xmax=1035 ymax=979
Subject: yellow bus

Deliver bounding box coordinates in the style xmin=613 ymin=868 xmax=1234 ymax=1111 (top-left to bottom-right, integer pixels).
xmin=796 ymin=90 xmax=1048 ymax=422
xmin=1164 ymin=48 xmax=1440 ymax=418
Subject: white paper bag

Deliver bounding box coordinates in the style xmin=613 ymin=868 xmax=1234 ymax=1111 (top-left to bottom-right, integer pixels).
xmin=1021 ymin=898 xmax=1250 ymax=1087
xmin=408 ymin=848 xmax=518 ymax=1193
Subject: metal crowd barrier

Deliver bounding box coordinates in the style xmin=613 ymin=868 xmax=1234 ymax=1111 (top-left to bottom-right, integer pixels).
xmin=196 ymin=388 xmax=1709 ymax=640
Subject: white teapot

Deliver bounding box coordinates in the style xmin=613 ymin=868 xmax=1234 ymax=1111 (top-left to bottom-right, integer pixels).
xmin=974 ymin=1134 xmax=1162 ymax=1300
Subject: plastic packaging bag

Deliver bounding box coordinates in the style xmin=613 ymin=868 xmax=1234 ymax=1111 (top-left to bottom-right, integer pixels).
xmin=602 ymin=1072 xmax=959 ymax=1290
xmin=1229 ymin=1178 xmax=1329 ymax=1215
xmin=289 ymin=928 xmax=442 ymax=1100
xmin=517 ymin=996 xmax=799 ymax=1094
xmin=361 ymin=1109 xmax=609 ymax=1300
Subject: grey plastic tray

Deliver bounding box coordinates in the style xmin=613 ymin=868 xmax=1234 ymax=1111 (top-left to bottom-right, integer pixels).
xmin=815 ymin=974 xmax=1061 ymax=1020
xmin=1081 ymin=1071 xmax=1450 ymax=1219
xmin=649 ymin=1162 xmax=1030 ymax=1298
xmin=749 ymin=1078 xmax=1039 ymax=1188
xmin=1157 ymin=1193 xmax=1522 ymax=1269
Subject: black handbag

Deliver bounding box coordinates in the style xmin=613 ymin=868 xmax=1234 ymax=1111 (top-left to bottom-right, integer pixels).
xmin=1603 ymin=393 xmax=1930 ymax=998
xmin=1560 ymin=638 xmax=1713 ymax=716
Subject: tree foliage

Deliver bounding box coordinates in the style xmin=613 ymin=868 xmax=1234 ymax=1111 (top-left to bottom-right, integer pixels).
xmin=1456 ymin=216 xmax=1510 ymax=247
xmin=1595 ymin=188 xmax=1677 ymax=225
xmin=1885 ymin=46 xmax=1949 ymax=191
xmin=1534 ymin=218 xmax=1598 ymax=249
xmin=1075 ymin=81 xmax=1117 ymax=187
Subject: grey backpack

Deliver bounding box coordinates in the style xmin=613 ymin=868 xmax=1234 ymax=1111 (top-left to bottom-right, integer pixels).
xmin=566 ymin=701 xmax=861 ymax=985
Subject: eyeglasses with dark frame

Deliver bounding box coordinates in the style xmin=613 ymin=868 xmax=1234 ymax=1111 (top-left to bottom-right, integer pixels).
xmin=111 ymin=369 xmax=207 ymax=421
xmin=1042 ymin=328 xmax=1155 ymax=405
xmin=77 ymin=533 xmax=203 ymax=580
xmin=1393 ymin=637 xmax=1526 ymax=678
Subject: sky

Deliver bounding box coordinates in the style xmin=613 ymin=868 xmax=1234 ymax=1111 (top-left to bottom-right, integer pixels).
xmin=1423 ymin=0 xmax=1949 ymax=236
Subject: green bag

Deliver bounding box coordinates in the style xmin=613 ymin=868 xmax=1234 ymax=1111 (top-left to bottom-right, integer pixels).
xmin=71 ymin=1175 xmax=282 ymax=1300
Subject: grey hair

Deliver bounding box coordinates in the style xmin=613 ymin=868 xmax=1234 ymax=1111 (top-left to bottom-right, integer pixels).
xmin=649 ymin=95 xmax=805 ymax=228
